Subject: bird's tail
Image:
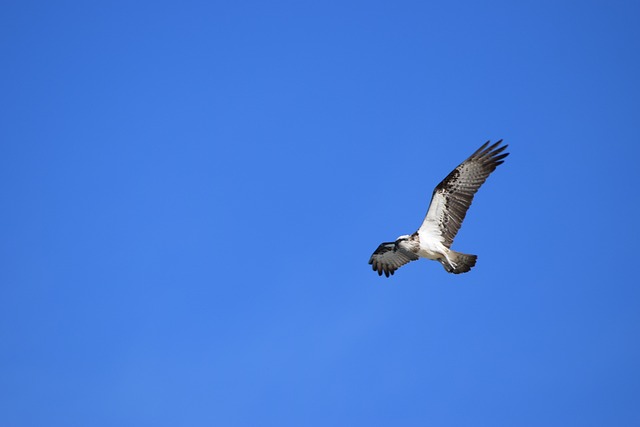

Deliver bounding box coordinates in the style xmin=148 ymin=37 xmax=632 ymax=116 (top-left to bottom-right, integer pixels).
xmin=443 ymin=250 xmax=477 ymax=274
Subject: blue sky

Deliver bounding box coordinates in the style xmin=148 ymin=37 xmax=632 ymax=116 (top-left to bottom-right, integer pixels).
xmin=1 ymin=1 xmax=640 ymax=426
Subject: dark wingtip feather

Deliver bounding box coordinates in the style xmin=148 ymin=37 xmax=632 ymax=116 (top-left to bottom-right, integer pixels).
xmin=488 ymin=140 xmax=503 ymax=150
xmin=480 ymin=140 xmax=510 ymax=166
xmin=490 ymin=145 xmax=508 ymax=156
xmin=471 ymin=141 xmax=491 ymax=157
xmin=493 ymin=152 xmax=509 ymax=162
xmin=471 ymin=139 xmax=508 ymax=161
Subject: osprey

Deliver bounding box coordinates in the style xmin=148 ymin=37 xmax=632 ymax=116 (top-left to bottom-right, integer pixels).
xmin=369 ymin=140 xmax=509 ymax=277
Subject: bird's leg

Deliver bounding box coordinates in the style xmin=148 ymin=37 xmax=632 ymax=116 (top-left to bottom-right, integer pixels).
xmin=441 ymin=252 xmax=457 ymax=272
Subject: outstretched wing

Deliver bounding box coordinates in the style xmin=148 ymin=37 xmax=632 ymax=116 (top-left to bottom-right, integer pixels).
xmin=418 ymin=140 xmax=509 ymax=248
xmin=369 ymin=242 xmax=420 ymax=277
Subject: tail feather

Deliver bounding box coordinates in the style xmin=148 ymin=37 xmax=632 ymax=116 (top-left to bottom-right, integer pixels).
xmin=443 ymin=250 xmax=477 ymax=274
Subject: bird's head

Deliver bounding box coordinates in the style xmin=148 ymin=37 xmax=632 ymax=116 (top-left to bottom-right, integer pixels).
xmin=394 ymin=234 xmax=411 ymax=250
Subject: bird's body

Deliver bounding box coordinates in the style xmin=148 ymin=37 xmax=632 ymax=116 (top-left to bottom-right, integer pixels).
xmin=369 ymin=140 xmax=509 ymax=277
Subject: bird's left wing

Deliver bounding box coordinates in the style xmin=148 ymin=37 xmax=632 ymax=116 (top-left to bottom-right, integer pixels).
xmin=369 ymin=242 xmax=420 ymax=277
xmin=418 ymin=140 xmax=509 ymax=248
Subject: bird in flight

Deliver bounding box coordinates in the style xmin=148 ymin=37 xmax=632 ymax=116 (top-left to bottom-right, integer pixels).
xmin=369 ymin=140 xmax=509 ymax=277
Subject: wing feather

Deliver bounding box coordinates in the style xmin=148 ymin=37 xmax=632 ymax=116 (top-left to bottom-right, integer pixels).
xmin=368 ymin=242 xmax=419 ymax=277
xmin=418 ymin=140 xmax=509 ymax=247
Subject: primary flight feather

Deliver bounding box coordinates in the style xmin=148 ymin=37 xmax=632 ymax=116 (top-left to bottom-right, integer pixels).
xmin=369 ymin=140 xmax=509 ymax=277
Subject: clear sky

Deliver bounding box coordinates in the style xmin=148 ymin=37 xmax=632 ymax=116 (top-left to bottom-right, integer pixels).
xmin=1 ymin=1 xmax=639 ymax=426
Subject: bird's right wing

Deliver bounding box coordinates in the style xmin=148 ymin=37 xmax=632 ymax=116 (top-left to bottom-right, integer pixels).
xmin=368 ymin=242 xmax=420 ymax=277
